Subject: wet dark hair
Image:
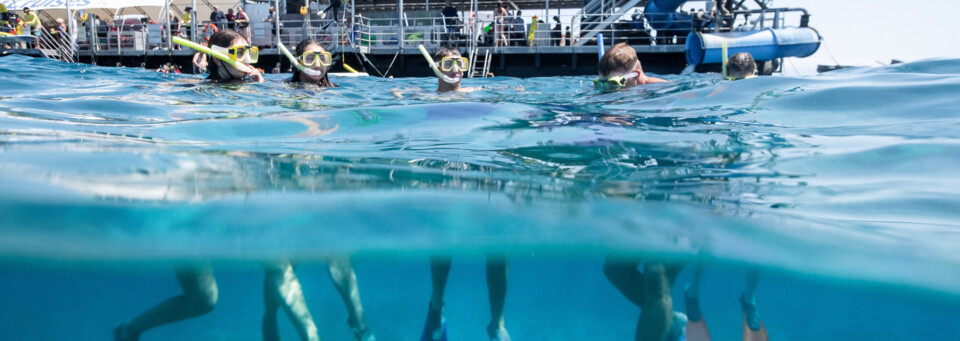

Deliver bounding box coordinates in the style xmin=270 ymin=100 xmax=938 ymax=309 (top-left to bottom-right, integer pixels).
xmin=206 ymin=30 xmax=246 ymax=81
xmin=290 ymin=38 xmax=336 ymax=87
xmin=434 ymin=47 xmax=460 ymax=61
xmin=726 ymin=52 xmax=757 ymax=80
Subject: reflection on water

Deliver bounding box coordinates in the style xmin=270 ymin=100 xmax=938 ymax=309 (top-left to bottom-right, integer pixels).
xmin=2 ymin=55 xmax=960 ymax=340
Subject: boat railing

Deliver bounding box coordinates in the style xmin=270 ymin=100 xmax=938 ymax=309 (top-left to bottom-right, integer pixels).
xmin=571 ymin=11 xmax=695 ymax=47
xmin=35 ymin=26 xmax=76 ymax=63
xmin=69 ymin=7 xmax=810 ymax=56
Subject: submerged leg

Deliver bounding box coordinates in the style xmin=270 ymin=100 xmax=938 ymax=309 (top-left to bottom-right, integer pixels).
xmin=603 ymin=257 xmax=646 ymax=307
xmin=327 ymin=257 xmax=374 ymax=340
xmin=637 ymin=262 xmax=685 ymax=341
xmin=264 ymin=261 xmax=320 ymax=341
xmin=486 ymin=255 xmax=510 ymax=340
xmin=115 ymin=264 xmax=218 ymax=341
xmin=422 ymin=256 xmax=452 ymax=341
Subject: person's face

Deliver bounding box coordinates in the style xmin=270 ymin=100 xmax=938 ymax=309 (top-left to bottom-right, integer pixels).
xmin=214 ymin=6 xmax=219 ymax=11
xmin=220 ymin=38 xmax=254 ymax=79
xmin=300 ymin=44 xmax=328 ymax=83
xmin=439 ymin=52 xmax=464 ymax=83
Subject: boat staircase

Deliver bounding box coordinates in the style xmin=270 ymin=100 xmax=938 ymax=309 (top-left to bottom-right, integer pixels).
xmin=469 ymin=47 xmax=492 ymax=78
xmin=572 ymin=0 xmax=645 ymax=47
xmin=35 ymin=27 xmax=77 ymax=63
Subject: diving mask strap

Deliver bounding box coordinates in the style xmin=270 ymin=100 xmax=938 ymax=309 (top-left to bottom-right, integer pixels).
xmin=278 ymin=42 xmax=324 ymax=77
xmin=417 ymin=44 xmax=459 ymax=84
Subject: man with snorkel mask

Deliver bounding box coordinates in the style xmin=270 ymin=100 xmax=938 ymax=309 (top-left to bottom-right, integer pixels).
xmin=433 ymin=47 xmax=468 ymax=93
xmin=595 ymin=43 xmax=667 ymax=92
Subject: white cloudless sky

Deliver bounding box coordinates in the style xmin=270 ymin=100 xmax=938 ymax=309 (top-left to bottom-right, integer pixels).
xmin=755 ymin=0 xmax=960 ymax=74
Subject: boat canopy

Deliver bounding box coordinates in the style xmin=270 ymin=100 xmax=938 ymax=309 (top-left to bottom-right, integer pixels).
xmin=0 ymin=0 xmax=164 ymax=10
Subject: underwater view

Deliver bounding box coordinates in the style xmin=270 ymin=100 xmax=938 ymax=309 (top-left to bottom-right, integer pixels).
xmin=2 ymin=55 xmax=960 ymax=340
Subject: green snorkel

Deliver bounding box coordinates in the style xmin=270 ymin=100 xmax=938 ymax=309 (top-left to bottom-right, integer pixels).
xmin=417 ymin=44 xmax=459 ymax=84
xmin=278 ymin=41 xmax=326 ymax=77
xmin=172 ymin=36 xmax=254 ymax=73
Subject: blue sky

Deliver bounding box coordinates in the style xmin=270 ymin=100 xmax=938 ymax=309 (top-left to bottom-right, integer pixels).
xmin=765 ymin=0 xmax=960 ymax=74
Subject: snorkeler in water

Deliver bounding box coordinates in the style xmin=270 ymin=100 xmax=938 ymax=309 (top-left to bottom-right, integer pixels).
xmin=201 ymin=30 xmax=264 ymax=83
xmin=725 ymin=52 xmax=758 ymax=80
xmin=261 ymin=38 xmax=375 ymax=341
xmin=431 ymin=46 xmax=467 ymax=93
xmin=594 ymin=43 xmax=668 ymax=91
xmin=683 ymin=51 xmax=768 ymax=341
xmin=284 ymin=38 xmax=336 ymax=88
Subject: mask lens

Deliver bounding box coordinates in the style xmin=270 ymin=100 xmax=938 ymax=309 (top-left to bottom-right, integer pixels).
xmin=440 ymin=57 xmax=466 ymax=72
xmin=247 ymin=46 xmax=259 ymax=63
xmin=301 ymin=52 xmax=332 ymax=67
xmin=318 ymin=52 xmax=332 ymax=66
xmin=302 ymin=53 xmax=317 ymax=65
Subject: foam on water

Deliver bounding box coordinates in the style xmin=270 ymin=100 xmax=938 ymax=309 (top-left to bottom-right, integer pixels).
xmin=2 ymin=55 xmax=960 ymax=298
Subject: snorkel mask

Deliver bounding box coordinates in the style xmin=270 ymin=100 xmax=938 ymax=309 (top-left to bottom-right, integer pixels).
xmin=172 ymin=36 xmax=255 ymax=73
xmin=278 ymin=41 xmax=327 ymax=77
xmin=593 ymin=69 xmax=643 ymax=92
xmin=210 ymin=44 xmax=259 ymax=64
xmin=418 ymin=44 xmax=461 ymax=84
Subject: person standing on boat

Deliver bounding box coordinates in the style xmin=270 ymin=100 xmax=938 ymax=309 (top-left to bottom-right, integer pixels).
xmin=493 ymin=2 xmax=508 ymax=47
xmin=182 ymin=6 xmax=193 ymax=39
xmin=0 ymin=4 xmax=9 ymax=31
xmin=551 ymin=16 xmax=562 ymax=46
xmin=225 ymin=8 xmax=235 ymax=30
xmin=234 ymin=6 xmax=251 ymax=43
xmin=263 ymin=6 xmax=280 ymax=38
xmin=21 ymin=7 xmax=40 ymax=46
xmin=321 ymin=0 xmax=343 ymax=30
xmin=441 ymin=0 xmax=459 ymax=47
xmin=210 ymin=5 xmax=227 ymax=30
xmin=511 ymin=11 xmax=525 ymax=46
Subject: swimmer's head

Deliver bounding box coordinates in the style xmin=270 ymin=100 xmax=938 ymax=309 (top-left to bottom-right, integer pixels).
xmin=599 ymin=43 xmax=642 ymax=78
xmin=434 ymin=47 xmax=464 ymax=91
xmin=207 ymin=30 xmax=255 ymax=81
xmin=597 ymin=43 xmax=647 ymax=89
xmin=726 ymin=52 xmax=757 ymax=80
xmin=292 ymin=38 xmax=335 ymax=87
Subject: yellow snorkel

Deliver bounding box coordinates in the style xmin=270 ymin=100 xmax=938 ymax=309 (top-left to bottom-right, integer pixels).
xmin=417 ymin=44 xmax=460 ymax=84
xmin=172 ymin=36 xmax=254 ymax=73
xmin=722 ymin=41 xmax=734 ymax=81
xmin=278 ymin=41 xmax=326 ymax=77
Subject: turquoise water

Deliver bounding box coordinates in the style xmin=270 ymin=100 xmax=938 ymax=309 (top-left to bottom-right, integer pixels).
xmin=1 ymin=55 xmax=960 ymax=340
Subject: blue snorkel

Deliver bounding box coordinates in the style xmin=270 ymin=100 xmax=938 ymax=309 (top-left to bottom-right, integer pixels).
xmin=597 ymin=33 xmax=605 ymax=60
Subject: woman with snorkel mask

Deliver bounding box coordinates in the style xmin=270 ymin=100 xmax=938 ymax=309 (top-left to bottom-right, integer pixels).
xmin=287 ymin=39 xmax=336 ymax=87
xmin=204 ymin=30 xmax=264 ymax=82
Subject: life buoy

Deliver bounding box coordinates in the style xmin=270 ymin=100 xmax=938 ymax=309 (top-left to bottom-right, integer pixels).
xmin=202 ymin=23 xmax=219 ymax=41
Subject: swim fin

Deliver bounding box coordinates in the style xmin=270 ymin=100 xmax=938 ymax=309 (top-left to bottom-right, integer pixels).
xmin=685 ymin=295 xmax=711 ymax=341
xmin=420 ymin=304 xmax=448 ymax=341
xmin=741 ymin=294 xmax=768 ymax=341
xmin=742 ymin=317 xmax=768 ymax=341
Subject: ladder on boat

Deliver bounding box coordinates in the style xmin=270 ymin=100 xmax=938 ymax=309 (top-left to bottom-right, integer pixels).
xmin=469 ymin=48 xmax=492 ymax=78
